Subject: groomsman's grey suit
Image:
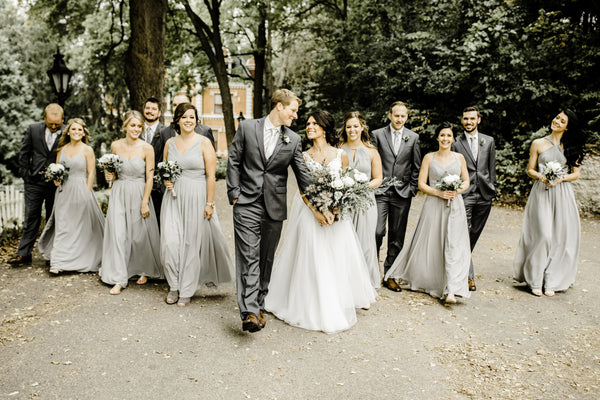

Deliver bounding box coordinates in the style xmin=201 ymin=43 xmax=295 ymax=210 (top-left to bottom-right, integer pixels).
xmin=371 ymin=125 xmax=421 ymax=275
xmin=452 ymin=130 xmax=496 ymax=284
xmin=227 ymin=116 xmax=311 ymax=330
xmin=13 ymin=119 xmax=62 ymax=261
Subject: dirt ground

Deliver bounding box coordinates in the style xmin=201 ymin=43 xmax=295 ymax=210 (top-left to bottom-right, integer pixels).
xmin=1 ymin=180 xmax=599 ymax=400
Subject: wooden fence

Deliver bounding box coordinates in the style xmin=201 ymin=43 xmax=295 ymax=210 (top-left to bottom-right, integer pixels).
xmin=0 ymin=185 xmax=24 ymax=233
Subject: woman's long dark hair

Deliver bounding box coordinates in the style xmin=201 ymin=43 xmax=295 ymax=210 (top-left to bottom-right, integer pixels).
xmin=170 ymin=102 xmax=198 ymax=134
xmin=561 ymin=108 xmax=587 ymax=168
xmin=308 ymin=110 xmax=338 ymax=147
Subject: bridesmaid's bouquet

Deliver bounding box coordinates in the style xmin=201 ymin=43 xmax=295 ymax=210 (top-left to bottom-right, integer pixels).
xmin=333 ymin=167 xmax=375 ymax=219
xmin=437 ymin=174 xmax=464 ymax=207
xmin=540 ymin=161 xmax=567 ymax=190
xmin=153 ymin=161 xmax=182 ymax=198
xmin=97 ymin=153 xmax=123 ymax=188
xmin=42 ymin=163 xmax=69 ymax=192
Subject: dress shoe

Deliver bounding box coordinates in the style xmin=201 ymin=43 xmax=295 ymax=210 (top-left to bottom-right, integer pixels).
xmin=468 ymin=279 xmax=477 ymax=291
xmin=257 ymin=310 xmax=266 ymax=329
xmin=8 ymin=255 xmax=32 ymax=265
xmin=242 ymin=313 xmax=261 ymax=333
xmin=45 ymin=260 xmax=51 ymax=267
xmin=382 ymin=278 xmax=402 ymax=292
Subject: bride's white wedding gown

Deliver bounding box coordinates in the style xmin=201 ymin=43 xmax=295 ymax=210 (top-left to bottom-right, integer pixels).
xmin=265 ymin=149 xmax=377 ymax=334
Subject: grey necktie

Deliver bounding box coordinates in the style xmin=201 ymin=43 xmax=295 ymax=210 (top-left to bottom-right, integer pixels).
xmin=46 ymin=130 xmax=58 ymax=149
xmin=393 ymin=131 xmax=401 ymax=155
xmin=265 ymin=127 xmax=279 ymax=159
xmin=470 ymin=136 xmax=478 ymax=161
xmin=145 ymin=126 xmax=152 ymax=143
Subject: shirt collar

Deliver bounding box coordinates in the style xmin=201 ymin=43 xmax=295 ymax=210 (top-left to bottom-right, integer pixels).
xmin=390 ymin=125 xmax=403 ymax=135
xmin=465 ymin=131 xmax=479 ymax=141
xmin=265 ymin=116 xmax=279 ymax=133
xmin=45 ymin=127 xmax=60 ymax=136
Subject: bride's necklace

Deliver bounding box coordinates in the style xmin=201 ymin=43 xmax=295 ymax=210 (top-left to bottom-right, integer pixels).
xmin=310 ymin=145 xmax=333 ymax=163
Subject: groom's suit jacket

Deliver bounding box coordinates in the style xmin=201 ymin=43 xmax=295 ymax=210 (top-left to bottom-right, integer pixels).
xmin=370 ymin=126 xmax=421 ymax=198
xmin=18 ymin=122 xmax=60 ymax=183
xmin=452 ymin=133 xmax=496 ymax=201
xmin=226 ymin=117 xmax=311 ymax=221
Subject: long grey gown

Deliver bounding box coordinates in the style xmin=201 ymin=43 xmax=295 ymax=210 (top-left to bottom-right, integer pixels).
xmin=385 ymin=154 xmax=471 ymax=299
xmin=160 ymin=137 xmax=234 ymax=298
xmin=514 ymin=136 xmax=580 ymax=292
xmin=38 ymin=152 xmax=104 ymax=272
xmin=343 ymin=145 xmax=380 ymax=288
xmin=99 ymin=157 xmax=163 ymax=288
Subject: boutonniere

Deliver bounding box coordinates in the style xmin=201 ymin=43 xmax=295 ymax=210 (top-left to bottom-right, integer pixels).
xmin=479 ymin=139 xmax=485 ymax=146
xmin=154 ymin=132 xmax=161 ymax=139
xmin=281 ymin=131 xmax=290 ymax=144
xmin=402 ymin=135 xmax=409 ymax=142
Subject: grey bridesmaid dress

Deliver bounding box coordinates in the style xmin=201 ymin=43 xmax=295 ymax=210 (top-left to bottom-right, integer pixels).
xmin=38 ymin=152 xmax=104 ymax=272
xmin=514 ymin=137 xmax=580 ymax=292
xmin=99 ymin=157 xmax=163 ymax=287
xmin=385 ymin=154 xmax=471 ymax=299
xmin=343 ymin=145 xmax=380 ymax=288
xmin=160 ymin=137 xmax=234 ymax=298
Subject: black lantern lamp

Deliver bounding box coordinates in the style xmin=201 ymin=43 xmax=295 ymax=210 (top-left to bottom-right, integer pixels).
xmin=47 ymin=48 xmax=73 ymax=107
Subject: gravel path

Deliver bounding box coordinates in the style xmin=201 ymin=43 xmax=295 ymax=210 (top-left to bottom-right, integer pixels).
xmin=1 ymin=180 xmax=599 ymax=399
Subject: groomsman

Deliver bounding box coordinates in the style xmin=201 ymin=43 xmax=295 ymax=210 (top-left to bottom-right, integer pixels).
xmin=371 ymin=101 xmax=421 ymax=292
xmin=227 ymin=89 xmax=312 ymax=333
xmin=142 ymin=97 xmax=166 ymax=223
xmin=9 ymin=104 xmax=64 ymax=266
xmin=452 ymin=106 xmax=496 ymax=291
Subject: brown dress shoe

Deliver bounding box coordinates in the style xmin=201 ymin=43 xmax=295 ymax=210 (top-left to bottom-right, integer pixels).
xmin=242 ymin=313 xmax=261 ymax=333
xmin=257 ymin=310 xmax=266 ymax=329
xmin=383 ymin=278 xmax=402 ymax=292
xmin=468 ymin=279 xmax=476 ymax=291
xmin=8 ymin=255 xmax=32 ymax=265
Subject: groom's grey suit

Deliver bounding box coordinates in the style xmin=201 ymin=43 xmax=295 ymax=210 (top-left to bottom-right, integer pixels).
xmin=227 ymin=117 xmax=311 ymax=319
xmin=371 ymin=125 xmax=421 ymax=274
xmin=452 ymin=132 xmax=496 ymax=279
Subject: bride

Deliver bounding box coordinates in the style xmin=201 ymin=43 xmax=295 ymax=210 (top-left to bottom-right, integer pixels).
xmin=265 ymin=110 xmax=377 ymax=334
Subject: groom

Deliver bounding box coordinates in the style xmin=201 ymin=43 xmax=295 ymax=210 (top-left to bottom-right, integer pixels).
xmin=227 ymin=89 xmax=312 ymax=333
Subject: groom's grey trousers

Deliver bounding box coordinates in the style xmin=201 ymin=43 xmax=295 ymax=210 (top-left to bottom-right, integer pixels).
xmin=233 ymin=198 xmax=283 ymax=318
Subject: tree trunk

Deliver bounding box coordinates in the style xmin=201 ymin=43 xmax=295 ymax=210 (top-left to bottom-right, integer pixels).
xmin=253 ymin=6 xmax=266 ymax=118
xmin=125 ymin=0 xmax=167 ymax=112
xmin=183 ymin=0 xmax=236 ymax=146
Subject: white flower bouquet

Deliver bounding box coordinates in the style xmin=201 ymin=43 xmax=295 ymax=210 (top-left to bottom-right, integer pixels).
xmin=42 ymin=163 xmax=69 ymax=192
xmin=97 ymin=153 xmax=123 ymax=188
xmin=303 ymin=165 xmax=375 ymax=220
xmin=153 ymin=161 xmax=182 ymax=198
xmin=436 ymin=174 xmax=464 ymax=207
xmin=540 ymin=161 xmax=567 ymax=190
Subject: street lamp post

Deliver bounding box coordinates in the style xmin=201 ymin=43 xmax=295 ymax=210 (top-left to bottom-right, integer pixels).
xmin=47 ymin=48 xmax=73 ymax=107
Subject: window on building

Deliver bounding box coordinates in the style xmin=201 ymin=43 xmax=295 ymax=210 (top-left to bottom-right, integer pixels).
xmin=214 ymin=93 xmax=223 ymax=114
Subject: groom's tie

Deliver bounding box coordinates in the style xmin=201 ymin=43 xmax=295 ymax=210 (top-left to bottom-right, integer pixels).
xmin=469 ymin=135 xmax=478 ymax=161
xmin=264 ymin=127 xmax=279 ymax=159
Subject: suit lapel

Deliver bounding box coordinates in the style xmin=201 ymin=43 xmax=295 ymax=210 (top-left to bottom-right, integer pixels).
xmin=255 ymin=118 xmax=267 ymax=165
xmin=460 ymin=134 xmax=476 ymax=164
xmin=383 ymin=126 xmax=396 ymax=157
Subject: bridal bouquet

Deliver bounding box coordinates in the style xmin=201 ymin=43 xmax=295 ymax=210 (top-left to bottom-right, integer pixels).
xmin=97 ymin=153 xmax=123 ymax=188
xmin=42 ymin=163 xmax=69 ymax=192
xmin=540 ymin=161 xmax=567 ymax=190
xmin=304 ymin=165 xmax=375 ymax=220
xmin=436 ymin=174 xmax=464 ymax=207
xmin=153 ymin=161 xmax=182 ymax=198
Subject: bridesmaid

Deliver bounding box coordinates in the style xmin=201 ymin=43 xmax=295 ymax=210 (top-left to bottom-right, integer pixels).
xmin=99 ymin=110 xmax=164 ymax=295
xmin=161 ymin=103 xmax=233 ymax=307
xmin=385 ymin=122 xmax=471 ymax=304
xmin=38 ymin=118 xmax=104 ymax=274
xmin=340 ymin=111 xmax=383 ymax=288
xmin=514 ymin=109 xmax=586 ymax=297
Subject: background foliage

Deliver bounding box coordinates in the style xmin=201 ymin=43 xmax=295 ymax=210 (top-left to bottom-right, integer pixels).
xmin=1 ymin=0 xmax=598 ymax=203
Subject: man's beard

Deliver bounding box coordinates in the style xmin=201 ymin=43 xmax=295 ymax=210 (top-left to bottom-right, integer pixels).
xmin=145 ymin=115 xmax=158 ymax=123
xmin=464 ymin=126 xmax=477 ymax=133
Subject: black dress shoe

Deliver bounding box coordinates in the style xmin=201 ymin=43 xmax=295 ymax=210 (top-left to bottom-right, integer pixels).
xmin=383 ymin=278 xmax=402 ymax=292
xmin=257 ymin=310 xmax=266 ymax=329
xmin=468 ymin=279 xmax=477 ymax=291
xmin=8 ymin=255 xmax=32 ymax=265
xmin=242 ymin=313 xmax=261 ymax=333
xmin=45 ymin=260 xmax=51 ymax=267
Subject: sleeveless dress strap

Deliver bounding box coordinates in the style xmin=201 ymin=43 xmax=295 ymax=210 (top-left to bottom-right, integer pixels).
xmin=544 ymin=136 xmax=555 ymax=146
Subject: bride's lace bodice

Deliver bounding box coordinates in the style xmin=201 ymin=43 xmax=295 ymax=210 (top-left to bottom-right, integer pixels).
xmin=303 ymin=148 xmax=343 ymax=172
